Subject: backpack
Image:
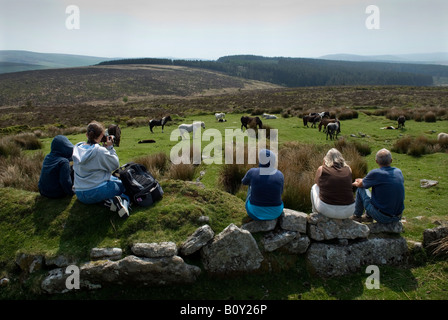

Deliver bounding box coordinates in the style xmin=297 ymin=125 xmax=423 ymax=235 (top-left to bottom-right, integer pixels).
xmin=113 ymin=162 xmax=163 ymax=207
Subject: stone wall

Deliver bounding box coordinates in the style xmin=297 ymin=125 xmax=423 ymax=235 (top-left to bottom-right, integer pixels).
xmin=13 ymin=208 xmax=412 ymax=294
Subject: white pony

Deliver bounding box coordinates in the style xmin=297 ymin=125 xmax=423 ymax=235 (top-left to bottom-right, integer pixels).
xmin=438 ymin=132 xmax=448 ymax=141
xmin=262 ymin=113 xmax=278 ymax=119
xmin=178 ymin=121 xmax=205 ymax=139
xmin=215 ymin=113 xmax=226 ymax=121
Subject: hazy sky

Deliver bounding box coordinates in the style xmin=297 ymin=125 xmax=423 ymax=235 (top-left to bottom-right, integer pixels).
xmin=0 ymin=0 xmax=447 ymax=59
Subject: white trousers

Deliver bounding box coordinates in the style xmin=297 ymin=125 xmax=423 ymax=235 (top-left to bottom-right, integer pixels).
xmin=310 ymin=184 xmax=355 ymax=219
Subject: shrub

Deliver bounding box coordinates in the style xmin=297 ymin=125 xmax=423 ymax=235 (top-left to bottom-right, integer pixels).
xmin=12 ymin=133 xmax=42 ymax=150
xmin=168 ymin=163 xmax=196 ymax=181
xmin=424 ymin=111 xmax=436 ymax=122
xmin=134 ymin=152 xmax=169 ymax=179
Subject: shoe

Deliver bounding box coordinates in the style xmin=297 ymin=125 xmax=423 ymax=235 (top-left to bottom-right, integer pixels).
xmin=110 ymin=196 xmax=130 ymax=217
xmin=351 ymin=215 xmax=363 ymax=223
xmin=362 ymin=214 xmax=374 ymax=223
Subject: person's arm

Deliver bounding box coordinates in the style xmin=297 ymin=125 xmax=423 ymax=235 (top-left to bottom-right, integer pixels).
xmin=315 ymin=166 xmax=323 ymax=185
xmin=59 ymin=161 xmax=74 ymax=196
xmin=241 ymin=168 xmax=253 ymax=185
xmin=352 ymin=178 xmax=364 ymax=188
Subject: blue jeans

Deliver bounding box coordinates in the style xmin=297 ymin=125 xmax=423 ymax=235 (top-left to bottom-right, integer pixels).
xmin=76 ymin=176 xmax=128 ymax=204
xmin=354 ymin=188 xmax=401 ymax=223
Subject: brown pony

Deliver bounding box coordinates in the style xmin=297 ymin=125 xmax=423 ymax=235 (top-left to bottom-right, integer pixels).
xmin=107 ymin=124 xmax=121 ymax=147
xmin=318 ymin=118 xmax=339 ymax=133
xmin=397 ymin=115 xmax=406 ymax=129
xmin=241 ymin=116 xmax=263 ymax=131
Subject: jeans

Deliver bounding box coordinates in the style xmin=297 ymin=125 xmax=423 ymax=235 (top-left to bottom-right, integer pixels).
xmin=76 ymin=176 xmax=128 ymax=204
xmin=354 ymin=188 xmax=401 ymax=223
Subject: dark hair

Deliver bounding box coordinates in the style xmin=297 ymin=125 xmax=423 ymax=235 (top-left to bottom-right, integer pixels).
xmin=86 ymin=121 xmax=105 ymax=145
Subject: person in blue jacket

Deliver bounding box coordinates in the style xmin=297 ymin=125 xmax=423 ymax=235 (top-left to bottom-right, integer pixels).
xmin=38 ymin=135 xmax=75 ymax=198
xmin=352 ymin=148 xmax=405 ymax=223
xmin=241 ymin=149 xmax=284 ymax=221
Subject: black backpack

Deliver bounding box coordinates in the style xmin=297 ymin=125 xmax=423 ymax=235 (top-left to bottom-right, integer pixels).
xmin=113 ymin=162 xmax=163 ymax=207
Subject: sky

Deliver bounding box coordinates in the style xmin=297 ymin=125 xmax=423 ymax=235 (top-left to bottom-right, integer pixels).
xmin=0 ymin=0 xmax=447 ymax=60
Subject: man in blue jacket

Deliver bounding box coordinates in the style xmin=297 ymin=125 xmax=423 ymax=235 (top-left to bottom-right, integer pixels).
xmin=38 ymin=135 xmax=75 ymax=198
xmin=241 ymin=149 xmax=284 ymax=221
xmin=352 ymin=148 xmax=405 ymax=223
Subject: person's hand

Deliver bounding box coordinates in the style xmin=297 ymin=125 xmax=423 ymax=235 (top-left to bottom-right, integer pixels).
xmin=105 ymin=135 xmax=115 ymax=148
xmin=352 ymin=178 xmax=363 ymax=187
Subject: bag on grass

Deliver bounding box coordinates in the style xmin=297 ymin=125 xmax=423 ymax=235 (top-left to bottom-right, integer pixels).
xmin=113 ymin=162 xmax=163 ymax=207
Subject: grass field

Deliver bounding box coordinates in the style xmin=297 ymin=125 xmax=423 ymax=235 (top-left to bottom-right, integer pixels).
xmin=1 ymin=108 xmax=447 ymax=300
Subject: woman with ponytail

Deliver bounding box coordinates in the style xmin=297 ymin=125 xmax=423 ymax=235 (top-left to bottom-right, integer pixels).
xmin=72 ymin=121 xmax=130 ymax=217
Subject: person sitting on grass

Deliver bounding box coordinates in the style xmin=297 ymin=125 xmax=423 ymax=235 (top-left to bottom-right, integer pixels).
xmin=72 ymin=121 xmax=130 ymax=217
xmin=241 ymin=148 xmax=284 ymax=221
xmin=310 ymin=148 xmax=355 ymax=219
xmin=351 ymin=148 xmax=404 ymax=223
xmin=38 ymin=135 xmax=75 ymax=199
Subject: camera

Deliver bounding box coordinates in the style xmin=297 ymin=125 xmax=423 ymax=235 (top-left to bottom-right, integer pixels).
xmin=101 ymin=132 xmax=115 ymax=145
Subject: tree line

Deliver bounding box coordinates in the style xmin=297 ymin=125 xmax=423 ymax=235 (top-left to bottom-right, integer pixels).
xmin=98 ymin=55 xmax=443 ymax=87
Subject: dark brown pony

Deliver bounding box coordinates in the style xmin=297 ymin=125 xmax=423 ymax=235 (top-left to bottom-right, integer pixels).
xmin=303 ymin=113 xmax=321 ymax=128
xmin=241 ymin=116 xmax=263 ymax=131
xmin=318 ymin=118 xmax=339 ymax=133
xmin=397 ymin=115 xmax=406 ymax=129
xmin=107 ymin=124 xmax=121 ymax=147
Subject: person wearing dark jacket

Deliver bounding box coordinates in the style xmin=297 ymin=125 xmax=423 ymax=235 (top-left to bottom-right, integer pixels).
xmin=241 ymin=149 xmax=284 ymax=221
xmin=38 ymin=135 xmax=75 ymax=198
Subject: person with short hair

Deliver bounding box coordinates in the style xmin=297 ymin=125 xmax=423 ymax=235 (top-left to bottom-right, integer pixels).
xmin=310 ymin=148 xmax=355 ymax=219
xmin=351 ymin=148 xmax=405 ymax=223
xmin=241 ymin=149 xmax=284 ymax=221
xmin=72 ymin=121 xmax=130 ymax=217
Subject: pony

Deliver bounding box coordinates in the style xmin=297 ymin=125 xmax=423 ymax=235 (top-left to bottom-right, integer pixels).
xmin=326 ymin=121 xmax=340 ymax=140
xmin=215 ymin=113 xmax=226 ymax=121
xmin=262 ymin=113 xmax=278 ymax=119
xmin=149 ymin=115 xmax=172 ymax=133
xmin=178 ymin=121 xmax=205 ymax=139
xmin=106 ymin=124 xmax=121 ymax=147
xmin=138 ymin=139 xmax=156 ymax=144
xmin=316 ymin=111 xmax=330 ymax=118
xmin=397 ymin=115 xmax=406 ymax=129
xmin=241 ymin=116 xmax=263 ymax=131
xmin=318 ymin=118 xmax=339 ymax=133
xmin=303 ymin=114 xmax=323 ymax=127
xmin=438 ymin=132 xmax=448 ymax=141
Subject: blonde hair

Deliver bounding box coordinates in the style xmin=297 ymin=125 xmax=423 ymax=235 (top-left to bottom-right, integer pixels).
xmin=323 ymin=148 xmax=348 ymax=169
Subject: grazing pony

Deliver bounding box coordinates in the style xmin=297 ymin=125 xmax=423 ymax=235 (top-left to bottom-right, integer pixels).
xmin=397 ymin=115 xmax=406 ymax=129
xmin=106 ymin=124 xmax=121 ymax=147
xmin=262 ymin=113 xmax=278 ymax=119
xmin=149 ymin=115 xmax=172 ymax=133
xmin=318 ymin=118 xmax=339 ymax=133
xmin=326 ymin=121 xmax=340 ymax=140
xmin=303 ymin=114 xmax=321 ymax=128
xmin=215 ymin=113 xmax=226 ymax=121
xmin=241 ymin=116 xmax=263 ymax=131
xmin=178 ymin=121 xmax=205 ymax=139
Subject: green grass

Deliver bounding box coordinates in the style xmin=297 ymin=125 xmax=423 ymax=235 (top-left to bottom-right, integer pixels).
xmin=1 ymin=111 xmax=448 ymax=300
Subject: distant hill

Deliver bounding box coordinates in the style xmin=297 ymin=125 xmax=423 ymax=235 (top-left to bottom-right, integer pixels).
xmin=319 ymin=53 xmax=448 ymax=66
xmin=0 ymin=50 xmax=115 ymax=74
xmin=99 ymin=54 xmax=448 ymax=87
